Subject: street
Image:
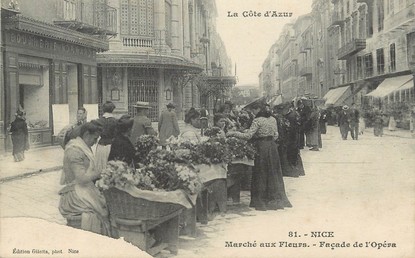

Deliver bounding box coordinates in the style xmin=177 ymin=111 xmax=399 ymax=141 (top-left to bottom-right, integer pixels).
xmin=0 ymin=126 xmax=414 ymax=258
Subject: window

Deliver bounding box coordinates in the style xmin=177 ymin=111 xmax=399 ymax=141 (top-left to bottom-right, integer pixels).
xmin=378 ymin=0 xmax=384 ymax=31
xmin=64 ymin=0 xmax=76 ymax=20
xmin=376 ymin=48 xmax=385 ymax=74
xmin=390 ymin=43 xmax=396 ymax=72
xmin=364 ymin=53 xmax=373 ymax=78
xmin=357 ymin=56 xmax=363 ymax=79
xmin=120 ymin=0 xmax=154 ymax=36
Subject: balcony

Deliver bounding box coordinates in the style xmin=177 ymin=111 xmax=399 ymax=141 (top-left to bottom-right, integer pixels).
xmin=300 ymin=67 xmax=312 ymax=77
xmin=54 ymin=1 xmax=117 ymax=36
xmin=330 ymin=12 xmax=344 ymax=27
xmin=122 ymin=37 xmax=154 ymax=48
xmin=337 ymin=39 xmax=366 ymax=60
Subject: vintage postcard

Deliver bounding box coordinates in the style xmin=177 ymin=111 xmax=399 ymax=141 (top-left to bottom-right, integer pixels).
xmin=0 ymin=0 xmax=414 ymax=257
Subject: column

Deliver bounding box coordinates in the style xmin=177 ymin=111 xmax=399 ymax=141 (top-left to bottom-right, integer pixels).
xmin=183 ymin=0 xmax=191 ymax=58
xmin=189 ymin=0 xmax=196 ymax=54
xmin=171 ymin=0 xmax=181 ymax=54
xmin=158 ymin=69 xmax=166 ymax=118
xmin=154 ymin=0 xmax=166 ymax=50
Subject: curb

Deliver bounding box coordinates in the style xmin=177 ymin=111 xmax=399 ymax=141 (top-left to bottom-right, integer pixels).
xmin=0 ymin=166 xmax=63 ymax=184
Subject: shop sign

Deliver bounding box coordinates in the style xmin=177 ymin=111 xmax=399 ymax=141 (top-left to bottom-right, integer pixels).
xmin=5 ymin=31 xmax=96 ymax=60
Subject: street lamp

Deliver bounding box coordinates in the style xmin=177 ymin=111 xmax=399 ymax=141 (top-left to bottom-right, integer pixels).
xmin=200 ymin=33 xmax=210 ymax=74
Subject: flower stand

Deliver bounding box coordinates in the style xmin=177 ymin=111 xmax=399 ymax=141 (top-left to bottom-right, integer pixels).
xmin=197 ymin=178 xmax=227 ymax=223
xmin=227 ymin=160 xmax=254 ymax=203
xmin=103 ymin=187 xmax=191 ymax=256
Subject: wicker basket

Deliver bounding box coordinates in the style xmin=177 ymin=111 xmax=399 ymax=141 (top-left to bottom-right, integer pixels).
xmin=103 ymin=188 xmax=184 ymax=221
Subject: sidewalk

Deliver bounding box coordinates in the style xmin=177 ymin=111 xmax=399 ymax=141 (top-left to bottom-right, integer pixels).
xmin=0 ymin=145 xmax=64 ymax=182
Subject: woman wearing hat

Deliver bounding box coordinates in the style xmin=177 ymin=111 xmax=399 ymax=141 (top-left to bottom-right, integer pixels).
xmin=130 ymin=101 xmax=157 ymax=144
xmin=158 ymin=103 xmax=180 ymax=149
xmin=9 ymin=108 xmax=29 ymax=162
xmin=227 ymin=102 xmax=292 ymax=211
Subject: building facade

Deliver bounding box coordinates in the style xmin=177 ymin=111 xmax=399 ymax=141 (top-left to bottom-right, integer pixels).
xmin=1 ymin=0 xmax=114 ymax=152
xmin=97 ymin=0 xmax=234 ymax=121
xmin=260 ymin=0 xmax=415 ymax=126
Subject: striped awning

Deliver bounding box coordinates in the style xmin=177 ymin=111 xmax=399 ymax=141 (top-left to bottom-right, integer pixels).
xmin=323 ymin=86 xmax=351 ymax=107
xmin=366 ymin=75 xmax=413 ymax=98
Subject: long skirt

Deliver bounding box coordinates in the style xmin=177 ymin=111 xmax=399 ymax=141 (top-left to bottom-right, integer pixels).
xmin=279 ymin=145 xmax=300 ymax=178
xmin=95 ymin=144 xmax=112 ymax=173
xmin=59 ymin=183 xmax=111 ymax=236
xmin=250 ymin=138 xmax=292 ymax=210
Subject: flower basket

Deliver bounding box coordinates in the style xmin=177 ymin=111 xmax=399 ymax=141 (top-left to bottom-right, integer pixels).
xmin=104 ymin=187 xmax=186 ymax=221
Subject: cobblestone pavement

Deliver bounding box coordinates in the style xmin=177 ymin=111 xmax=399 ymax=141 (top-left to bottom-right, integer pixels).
xmin=0 ymin=126 xmax=414 ymax=258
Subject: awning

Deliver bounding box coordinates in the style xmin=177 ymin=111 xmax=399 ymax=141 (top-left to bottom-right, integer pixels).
xmin=267 ymin=95 xmax=283 ymax=107
xmin=397 ymin=78 xmax=414 ymax=91
xmin=243 ymin=96 xmax=266 ymax=110
xmin=365 ymin=75 xmax=413 ymax=98
xmin=323 ymin=86 xmax=351 ymax=107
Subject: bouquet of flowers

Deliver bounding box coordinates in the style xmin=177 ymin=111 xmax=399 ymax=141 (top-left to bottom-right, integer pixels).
xmin=97 ymin=152 xmax=203 ymax=195
xmin=203 ymin=126 xmax=223 ymax=137
xmin=226 ymin=136 xmax=257 ymax=161
xmin=135 ymin=135 xmax=159 ymax=164
xmin=96 ymin=160 xmax=155 ymax=191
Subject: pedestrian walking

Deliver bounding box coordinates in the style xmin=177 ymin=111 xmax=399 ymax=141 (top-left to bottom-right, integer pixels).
xmin=158 ymin=103 xmax=180 ymax=149
xmin=108 ymin=115 xmax=136 ymax=166
xmin=226 ymin=103 xmax=292 ymax=211
xmin=319 ymin=108 xmax=328 ymax=134
xmin=130 ymin=101 xmax=157 ymax=144
xmin=58 ymin=121 xmax=111 ymax=236
xmin=304 ymin=106 xmax=320 ymax=151
xmin=285 ymin=102 xmax=305 ymax=176
xmin=9 ymin=109 xmax=29 ymax=162
xmin=95 ymin=101 xmax=118 ymax=173
xmin=373 ymin=109 xmax=385 ymax=137
xmin=338 ymin=105 xmax=351 ymax=140
xmin=349 ymin=103 xmax=360 ymax=140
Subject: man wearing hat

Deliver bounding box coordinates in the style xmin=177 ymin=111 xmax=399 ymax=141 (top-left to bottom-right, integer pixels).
xmin=130 ymin=101 xmax=157 ymax=144
xmin=158 ymin=103 xmax=180 ymax=149
xmin=338 ymin=105 xmax=351 ymax=140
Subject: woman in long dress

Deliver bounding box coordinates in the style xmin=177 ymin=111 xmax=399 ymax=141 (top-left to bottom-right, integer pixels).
xmin=10 ymin=109 xmax=29 ymax=162
xmin=227 ymin=103 xmax=292 ymax=211
xmin=59 ymin=121 xmax=111 ymax=236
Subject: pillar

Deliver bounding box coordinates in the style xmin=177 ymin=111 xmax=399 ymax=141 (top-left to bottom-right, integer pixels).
xmin=183 ymin=0 xmax=191 ymax=58
xmin=171 ymin=0 xmax=181 ymax=55
xmin=154 ymin=0 xmax=166 ymax=50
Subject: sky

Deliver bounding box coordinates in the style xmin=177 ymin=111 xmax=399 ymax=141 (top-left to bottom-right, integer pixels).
xmin=215 ymin=0 xmax=313 ymax=86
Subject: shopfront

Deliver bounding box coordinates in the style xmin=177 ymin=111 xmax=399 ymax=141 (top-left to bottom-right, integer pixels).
xmin=1 ymin=15 xmax=108 ymax=151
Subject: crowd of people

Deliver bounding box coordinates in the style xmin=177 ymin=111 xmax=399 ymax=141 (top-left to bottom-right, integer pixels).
xmin=54 ymin=98 xmax=323 ymax=236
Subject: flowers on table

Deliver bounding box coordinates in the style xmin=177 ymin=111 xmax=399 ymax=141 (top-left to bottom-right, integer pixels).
xmin=226 ymin=136 xmax=256 ymax=161
xmin=96 ymin=153 xmax=203 ymax=195
xmin=135 ymin=135 xmax=159 ymax=164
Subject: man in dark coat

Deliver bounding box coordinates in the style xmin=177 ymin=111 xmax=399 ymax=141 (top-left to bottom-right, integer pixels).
xmin=338 ymin=105 xmax=351 ymax=140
